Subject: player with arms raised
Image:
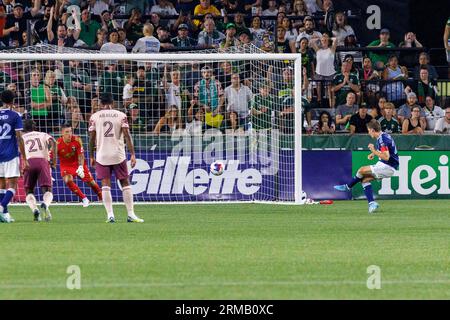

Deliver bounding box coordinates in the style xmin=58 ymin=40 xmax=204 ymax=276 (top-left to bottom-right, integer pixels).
xmin=89 ymin=93 xmax=143 ymax=223
xmin=22 ymin=119 xmax=56 ymax=221
xmin=0 ymin=90 xmax=28 ymax=223
xmin=334 ymin=119 xmax=399 ymax=213
xmin=57 ymin=123 xmax=102 ymax=206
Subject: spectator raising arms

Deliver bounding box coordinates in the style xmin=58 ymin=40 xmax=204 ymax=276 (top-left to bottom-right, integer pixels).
xmin=332 ymin=11 xmax=355 ymax=47
xmin=47 ymin=6 xmax=80 ymax=47
xmin=2 ymin=1 xmax=41 ymax=46
xmin=79 ymin=8 xmax=102 ymax=47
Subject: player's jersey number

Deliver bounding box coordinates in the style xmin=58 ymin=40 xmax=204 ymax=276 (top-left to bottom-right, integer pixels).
xmin=0 ymin=123 xmax=12 ymax=140
xmin=26 ymin=138 xmax=43 ymax=153
xmin=103 ymin=121 xmax=114 ymax=137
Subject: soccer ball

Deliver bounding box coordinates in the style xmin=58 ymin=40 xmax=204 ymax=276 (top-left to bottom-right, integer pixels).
xmin=210 ymin=161 xmax=225 ymax=176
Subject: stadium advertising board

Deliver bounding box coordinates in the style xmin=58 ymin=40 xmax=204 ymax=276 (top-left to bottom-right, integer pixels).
xmin=123 ymin=130 xmax=351 ymax=201
xmin=352 ymin=151 xmax=450 ymax=199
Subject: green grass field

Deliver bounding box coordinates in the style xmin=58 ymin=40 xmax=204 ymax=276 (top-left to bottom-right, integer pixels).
xmin=0 ymin=200 xmax=449 ymax=300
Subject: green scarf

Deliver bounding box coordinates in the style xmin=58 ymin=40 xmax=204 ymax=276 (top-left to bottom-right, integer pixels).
xmin=199 ymin=79 xmax=218 ymax=110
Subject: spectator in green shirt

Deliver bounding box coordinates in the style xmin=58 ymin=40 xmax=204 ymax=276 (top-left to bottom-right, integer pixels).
xmin=79 ymin=9 xmax=102 ymax=47
xmin=367 ymin=28 xmax=396 ymax=70
xmin=378 ymin=102 xmax=400 ymax=134
xmin=251 ymin=82 xmax=277 ymax=130
xmin=30 ymin=69 xmax=51 ymax=132
xmin=98 ymin=62 xmax=125 ymax=107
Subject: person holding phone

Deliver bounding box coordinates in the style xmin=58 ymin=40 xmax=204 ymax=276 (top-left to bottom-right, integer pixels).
xmin=2 ymin=1 xmax=42 ymax=46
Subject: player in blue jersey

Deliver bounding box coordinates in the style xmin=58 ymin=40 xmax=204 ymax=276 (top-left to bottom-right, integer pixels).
xmin=0 ymin=90 xmax=29 ymax=223
xmin=334 ymin=119 xmax=399 ymax=213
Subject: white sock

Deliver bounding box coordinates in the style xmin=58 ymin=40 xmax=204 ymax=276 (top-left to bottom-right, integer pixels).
xmin=26 ymin=193 xmax=38 ymax=212
xmin=102 ymin=186 xmax=114 ymax=218
xmin=122 ymin=186 xmax=135 ymax=217
xmin=43 ymin=192 xmax=53 ymax=208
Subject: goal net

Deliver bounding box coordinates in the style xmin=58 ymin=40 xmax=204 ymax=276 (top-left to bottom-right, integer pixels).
xmin=0 ymin=44 xmax=303 ymax=204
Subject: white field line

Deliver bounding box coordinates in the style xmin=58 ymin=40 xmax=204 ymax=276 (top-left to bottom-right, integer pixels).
xmin=1 ymin=279 xmax=449 ymax=289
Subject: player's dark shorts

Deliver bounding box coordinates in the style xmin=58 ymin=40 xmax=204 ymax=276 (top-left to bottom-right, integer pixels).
xmin=95 ymin=160 xmax=128 ymax=180
xmin=24 ymin=158 xmax=52 ymax=190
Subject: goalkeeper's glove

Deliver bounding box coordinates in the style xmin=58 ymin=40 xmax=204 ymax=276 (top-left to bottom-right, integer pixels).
xmin=76 ymin=165 xmax=85 ymax=178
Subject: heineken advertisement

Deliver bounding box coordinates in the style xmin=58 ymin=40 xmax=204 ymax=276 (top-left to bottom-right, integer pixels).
xmin=352 ymin=151 xmax=450 ymax=200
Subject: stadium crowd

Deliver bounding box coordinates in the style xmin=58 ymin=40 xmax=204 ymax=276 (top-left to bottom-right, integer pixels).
xmin=0 ymin=0 xmax=448 ymax=135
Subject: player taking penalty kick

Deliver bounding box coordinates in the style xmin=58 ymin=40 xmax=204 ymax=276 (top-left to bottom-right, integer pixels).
xmin=57 ymin=123 xmax=102 ymax=206
xmin=89 ymin=93 xmax=143 ymax=223
xmin=22 ymin=120 xmax=56 ymax=221
xmin=334 ymin=119 xmax=399 ymax=213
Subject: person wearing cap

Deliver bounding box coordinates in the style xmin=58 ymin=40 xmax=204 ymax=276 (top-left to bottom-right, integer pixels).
xmin=367 ymin=28 xmax=396 ymax=70
xmin=171 ymin=24 xmax=197 ymax=48
xmin=197 ymin=19 xmax=225 ymax=48
xmin=155 ymin=25 xmax=175 ymax=50
xmin=238 ymin=29 xmax=253 ymax=46
xmin=397 ymin=91 xmax=426 ymax=129
xmin=2 ymin=0 xmax=41 ymax=46
xmin=221 ymin=22 xmax=240 ymax=48
xmin=348 ymin=103 xmax=373 ymax=134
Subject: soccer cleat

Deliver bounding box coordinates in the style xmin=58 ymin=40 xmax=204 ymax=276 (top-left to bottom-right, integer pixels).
xmin=106 ymin=217 xmax=116 ymax=223
xmin=33 ymin=209 xmax=41 ymax=222
xmin=127 ymin=215 xmax=144 ymax=223
xmin=41 ymin=203 xmax=52 ymax=221
xmin=82 ymin=197 xmax=90 ymax=207
xmin=334 ymin=184 xmax=350 ymax=192
xmin=368 ymin=201 xmax=380 ymax=214
xmin=1 ymin=212 xmax=14 ymax=223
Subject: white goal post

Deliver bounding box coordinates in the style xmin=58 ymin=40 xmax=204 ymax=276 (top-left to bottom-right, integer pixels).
xmin=0 ymin=51 xmax=303 ymax=204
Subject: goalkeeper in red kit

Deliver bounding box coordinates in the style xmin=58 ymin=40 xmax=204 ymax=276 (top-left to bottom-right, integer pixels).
xmin=57 ymin=123 xmax=102 ymax=206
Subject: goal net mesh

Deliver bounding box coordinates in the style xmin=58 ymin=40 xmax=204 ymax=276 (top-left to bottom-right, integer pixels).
xmin=1 ymin=44 xmax=300 ymax=203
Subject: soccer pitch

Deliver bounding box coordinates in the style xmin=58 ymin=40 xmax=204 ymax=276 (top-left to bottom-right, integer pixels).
xmin=0 ymin=200 xmax=448 ymax=300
